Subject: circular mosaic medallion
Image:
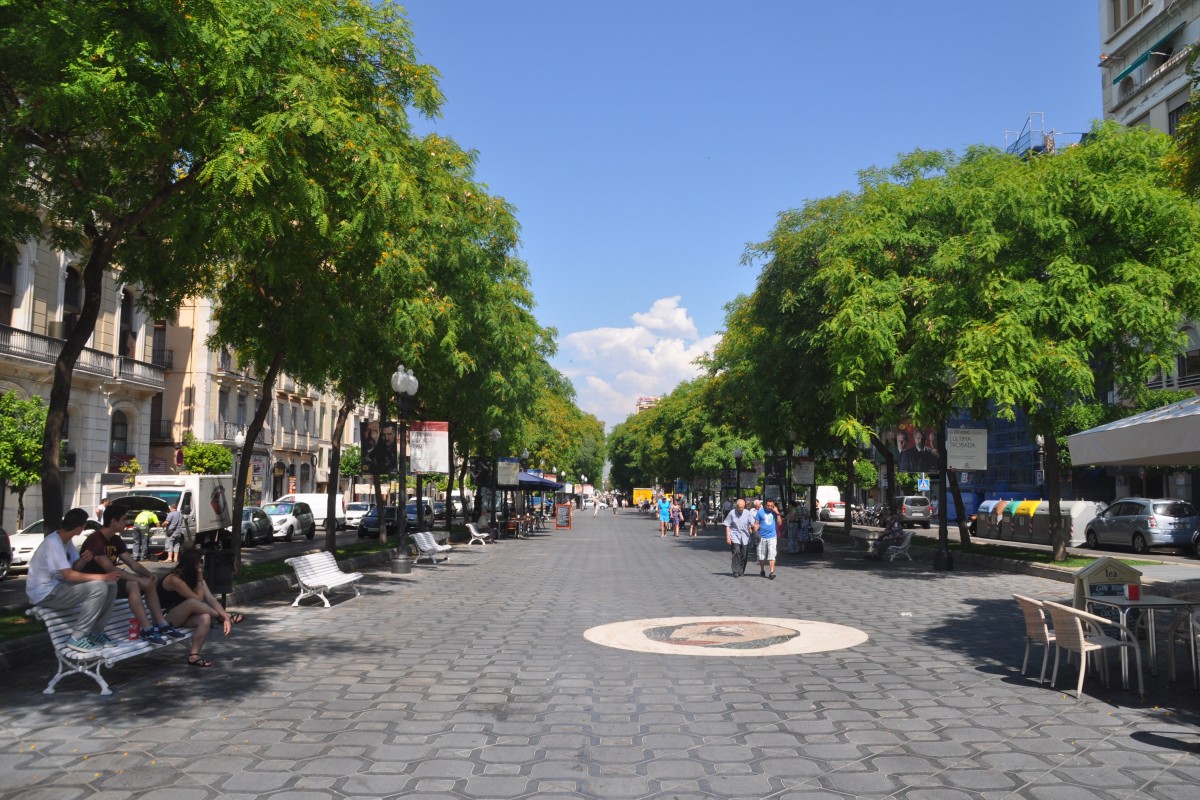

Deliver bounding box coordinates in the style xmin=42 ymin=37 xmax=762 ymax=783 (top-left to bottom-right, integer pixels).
xmin=583 ymin=616 xmax=868 ymax=657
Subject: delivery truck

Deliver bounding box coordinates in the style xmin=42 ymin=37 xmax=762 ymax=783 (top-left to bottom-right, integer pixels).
xmin=105 ymin=474 xmax=234 ymax=549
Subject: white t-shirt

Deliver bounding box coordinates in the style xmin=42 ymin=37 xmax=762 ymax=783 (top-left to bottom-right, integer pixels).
xmin=26 ymin=533 xmax=78 ymax=605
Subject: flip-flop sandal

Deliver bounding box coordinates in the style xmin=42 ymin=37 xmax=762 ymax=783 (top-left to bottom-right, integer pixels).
xmin=228 ymin=613 xmax=245 ymax=625
xmin=187 ymin=655 xmax=214 ymax=668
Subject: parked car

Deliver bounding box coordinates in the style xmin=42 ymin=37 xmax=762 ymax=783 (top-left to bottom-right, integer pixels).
xmin=1084 ymin=498 xmax=1198 ymax=554
xmin=238 ymin=506 xmax=274 ymax=547
xmin=345 ymin=502 xmax=374 ymax=528
xmin=819 ymin=501 xmax=846 ymax=522
xmin=9 ymin=519 xmax=100 ymax=571
xmin=0 ymin=525 xmax=11 ymax=580
xmin=358 ymin=506 xmax=402 ymax=538
xmin=891 ymin=496 xmax=932 ymax=529
xmin=262 ymin=501 xmax=317 ymax=541
xmin=405 ymin=501 xmax=435 ymax=526
xmin=432 ymin=501 xmax=446 ymax=520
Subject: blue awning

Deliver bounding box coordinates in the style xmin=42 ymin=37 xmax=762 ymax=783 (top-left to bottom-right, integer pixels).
xmin=518 ymin=470 xmax=562 ymax=490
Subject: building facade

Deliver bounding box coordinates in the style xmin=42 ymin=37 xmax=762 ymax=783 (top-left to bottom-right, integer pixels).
xmin=0 ymin=236 xmax=376 ymax=534
xmin=1101 ymin=0 xmax=1196 ymax=133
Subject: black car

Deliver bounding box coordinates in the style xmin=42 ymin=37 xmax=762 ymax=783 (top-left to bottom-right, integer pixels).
xmin=358 ymin=506 xmax=403 ymax=538
xmin=239 ymin=506 xmax=274 ymax=547
xmin=0 ymin=524 xmax=11 ymax=580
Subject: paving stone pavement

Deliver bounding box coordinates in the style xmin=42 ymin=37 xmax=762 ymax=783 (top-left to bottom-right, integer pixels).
xmin=2 ymin=511 xmax=1200 ymax=800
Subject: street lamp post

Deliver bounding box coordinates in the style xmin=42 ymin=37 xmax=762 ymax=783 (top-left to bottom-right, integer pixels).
xmin=933 ymin=419 xmax=953 ymax=571
xmin=391 ymin=365 xmax=419 ymax=544
xmin=232 ymin=429 xmax=246 ymax=548
xmin=733 ymin=446 xmax=744 ymax=501
xmin=489 ymin=428 xmax=501 ymax=533
xmin=787 ymin=431 xmax=797 ymax=510
xmin=1035 ymin=434 xmax=1046 ymax=501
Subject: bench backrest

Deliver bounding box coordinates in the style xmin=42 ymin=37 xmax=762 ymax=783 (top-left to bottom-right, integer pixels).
xmin=286 ymin=551 xmax=344 ymax=582
xmin=412 ymin=531 xmax=436 ymax=550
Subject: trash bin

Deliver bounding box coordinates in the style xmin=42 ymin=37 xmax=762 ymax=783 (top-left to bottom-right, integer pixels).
xmin=202 ymin=547 xmax=235 ymax=595
xmin=391 ymin=556 xmax=411 ymax=574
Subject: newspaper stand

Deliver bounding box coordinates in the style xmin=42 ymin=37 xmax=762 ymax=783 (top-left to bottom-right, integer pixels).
xmin=1074 ymin=557 xmax=1143 ymax=622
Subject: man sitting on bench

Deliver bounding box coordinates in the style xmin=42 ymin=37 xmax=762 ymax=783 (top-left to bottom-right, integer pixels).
xmin=79 ymin=505 xmax=186 ymax=644
xmin=869 ymin=516 xmax=907 ymax=560
xmin=25 ymin=508 xmax=122 ymax=653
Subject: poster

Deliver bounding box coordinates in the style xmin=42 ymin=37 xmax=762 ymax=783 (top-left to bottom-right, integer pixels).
xmin=555 ymin=503 xmax=572 ymax=529
xmin=793 ymin=457 xmax=815 ymax=485
xmin=889 ymin=424 xmax=940 ymax=473
xmin=409 ymin=421 xmax=449 ymax=473
xmin=361 ymin=419 xmax=398 ymax=475
xmin=497 ymin=456 xmax=520 ymax=488
xmin=946 ymin=423 xmax=987 ymax=471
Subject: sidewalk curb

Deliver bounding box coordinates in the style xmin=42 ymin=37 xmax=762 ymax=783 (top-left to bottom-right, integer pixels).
xmin=0 ymin=547 xmax=406 ymax=672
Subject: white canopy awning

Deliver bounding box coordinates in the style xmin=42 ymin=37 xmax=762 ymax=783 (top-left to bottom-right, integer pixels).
xmin=1068 ymin=395 xmax=1200 ymax=467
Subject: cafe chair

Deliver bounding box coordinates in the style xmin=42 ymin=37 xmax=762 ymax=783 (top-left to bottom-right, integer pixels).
xmin=1012 ymin=594 xmax=1056 ymax=685
xmin=1164 ymin=591 xmax=1200 ymax=684
xmin=1043 ymin=601 xmax=1144 ymax=701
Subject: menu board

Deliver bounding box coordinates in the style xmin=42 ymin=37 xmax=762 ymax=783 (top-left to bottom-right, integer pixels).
xmin=555 ymin=503 xmax=572 ymax=530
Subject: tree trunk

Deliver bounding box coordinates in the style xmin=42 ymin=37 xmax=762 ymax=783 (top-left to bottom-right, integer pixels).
xmin=232 ymin=349 xmax=284 ymax=573
xmin=1047 ymin=433 xmax=1066 ymax=561
xmin=843 ymin=450 xmax=855 ymax=535
xmin=40 ymin=238 xmax=113 ymax=529
xmin=326 ymin=402 xmax=351 ymax=552
xmin=948 ymin=469 xmax=972 ymax=547
xmin=17 ymin=485 xmax=26 ymax=530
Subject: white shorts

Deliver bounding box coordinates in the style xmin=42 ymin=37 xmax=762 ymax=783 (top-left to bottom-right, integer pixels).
xmin=757 ymin=537 xmax=777 ymax=561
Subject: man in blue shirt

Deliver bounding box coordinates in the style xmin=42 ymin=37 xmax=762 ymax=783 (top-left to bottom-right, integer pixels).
xmin=722 ymin=498 xmax=754 ymax=577
xmin=755 ymin=499 xmax=781 ymax=579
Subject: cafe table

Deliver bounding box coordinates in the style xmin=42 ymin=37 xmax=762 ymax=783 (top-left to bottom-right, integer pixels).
xmin=1086 ymin=593 xmax=1198 ymax=689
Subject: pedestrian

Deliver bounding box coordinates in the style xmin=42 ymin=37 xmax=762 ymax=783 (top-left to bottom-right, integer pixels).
xmin=722 ymin=498 xmax=754 ymax=577
xmin=163 ymin=503 xmax=184 ymax=563
xmin=612 ymin=494 xmax=619 ymax=516
xmin=670 ymin=496 xmax=682 ymax=536
xmin=756 ymin=499 xmax=782 ymax=579
xmin=657 ymin=495 xmax=671 ymax=537
xmin=25 ymin=508 xmax=122 ymax=653
xmin=132 ymin=507 xmax=159 ymax=561
xmin=94 ymin=497 xmax=109 ymax=523
xmin=687 ymin=502 xmax=698 ymax=537
xmin=593 ymin=497 xmax=600 ymax=518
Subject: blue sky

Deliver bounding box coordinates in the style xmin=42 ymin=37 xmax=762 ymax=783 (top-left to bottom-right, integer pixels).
xmin=402 ymin=1 xmax=1103 ymax=428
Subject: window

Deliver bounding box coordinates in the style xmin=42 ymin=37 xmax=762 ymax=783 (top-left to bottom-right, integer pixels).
xmin=218 ymin=388 xmax=229 ymax=425
xmin=1111 ymin=0 xmax=1147 ymax=33
xmin=118 ymin=289 xmax=135 ymax=357
xmin=1169 ymin=101 xmax=1193 ymax=136
xmin=110 ymin=410 xmax=128 ymax=455
xmin=0 ymin=241 xmax=15 ymax=326
xmin=62 ymin=266 xmax=81 ymax=338
xmin=237 ymin=394 xmax=247 ymax=427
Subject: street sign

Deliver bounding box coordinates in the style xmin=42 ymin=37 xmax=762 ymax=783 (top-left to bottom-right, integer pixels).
xmin=917 ymin=478 xmax=930 ymax=491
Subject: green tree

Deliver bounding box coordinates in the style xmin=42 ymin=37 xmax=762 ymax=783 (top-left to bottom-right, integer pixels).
xmin=181 ymin=431 xmax=233 ymax=476
xmin=0 ymin=392 xmax=47 ymax=529
xmin=119 ymin=457 xmax=142 ymax=486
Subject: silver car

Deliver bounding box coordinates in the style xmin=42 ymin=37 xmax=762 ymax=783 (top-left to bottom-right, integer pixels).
xmin=1084 ymin=498 xmax=1198 ymax=554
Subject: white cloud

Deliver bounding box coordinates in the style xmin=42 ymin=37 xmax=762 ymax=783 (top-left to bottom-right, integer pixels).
xmin=556 ymin=297 xmax=720 ymax=429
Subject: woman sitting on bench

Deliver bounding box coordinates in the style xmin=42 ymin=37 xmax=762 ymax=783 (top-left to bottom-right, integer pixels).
xmin=158 ymin=551 xmax=243 ymax=667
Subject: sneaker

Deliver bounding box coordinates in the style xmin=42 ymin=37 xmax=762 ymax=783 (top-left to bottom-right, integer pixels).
xmin=140 ymin=629 xmax=166 ymax=645
xmin=91 ymin=632 xmax=120 ymax=647
xmin=66 ymin=636 xmax=101 ymax=653
xmin=768 ymin=573 xmax=776 ymax=580
xmin=161 ymin=625 xmax=188 ymax=640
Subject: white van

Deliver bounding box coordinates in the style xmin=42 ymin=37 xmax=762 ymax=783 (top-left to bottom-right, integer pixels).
xmin=105 ymin=474 xmax=234 ymax=548
xmin=276 ymin=493 xmax=346 ymax=531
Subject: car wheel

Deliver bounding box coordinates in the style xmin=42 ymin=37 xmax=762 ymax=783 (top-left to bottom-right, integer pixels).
xmin=244 ymin=532 xmax=255 ymax=548
xmin=922 ymin=522 xmax=930 ymax=529
xmin=1085 ymin=529 xmax=1098 ymax=549
xmin=306 ymin=522 xmax=315 ymax=540
xmin=1132 ymin=533 xmax=1148 ymax=554
xmin=0 ymin=554 xmax=9 ymax=580
xmin=285 ymin=525 xmax=294 ymax=542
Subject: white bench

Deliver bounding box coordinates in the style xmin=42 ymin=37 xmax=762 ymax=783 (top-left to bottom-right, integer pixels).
xmin=465 ymin=523 xmax=492 ymax=546
xmin=886 ymin=531 xmax=915 ymax=561
xmin=412 ymin=531 xmax=452 ymax=565
xmin=28 ymin=597 xmax=194 ymax=696
xmin=285 ymin=551 xmax=364 ymax=607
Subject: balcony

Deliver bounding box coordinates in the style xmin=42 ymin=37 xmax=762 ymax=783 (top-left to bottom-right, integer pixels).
xmin=151 ymin=347 xmax=174 ymax=370
xmin=150 ymin=419 xmax=175 ymax=444
xmin=0 ymin=324 xmax=162 ymax=390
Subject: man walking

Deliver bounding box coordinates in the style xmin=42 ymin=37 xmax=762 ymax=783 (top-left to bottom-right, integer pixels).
xmin=756 ymin=499 xmax=781 ymax=579
xmin=163 ymin=503 xmax=183 ymax=563
xmin=26 ymin=508 xmax=121 ymax=653
xmin=722 ymin=498 xmax=754 ymax=577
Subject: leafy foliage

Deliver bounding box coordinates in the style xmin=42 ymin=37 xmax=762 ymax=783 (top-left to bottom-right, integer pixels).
xmin=181 ymin=431 xmax=233 ymax=476
xmin=0 ymin=392 xmax=47 ymax=529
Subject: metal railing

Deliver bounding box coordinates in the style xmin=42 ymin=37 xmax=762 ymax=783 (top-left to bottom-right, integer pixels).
xmin=0 ymin=324 xmax=163 ymax=388
xmin=150 ymin=419 xmax=175 ymax=443
xmin=151 ymin=347 xmax=173 ymax=369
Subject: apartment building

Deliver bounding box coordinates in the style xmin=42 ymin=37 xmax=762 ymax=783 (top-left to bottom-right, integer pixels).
xmin=0 ymin=236 xmax=375 ymax=533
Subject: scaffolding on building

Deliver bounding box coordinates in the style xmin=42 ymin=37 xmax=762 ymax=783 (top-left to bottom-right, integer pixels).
xmin=1004 ymin=112 xmax=1056 ymax=156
